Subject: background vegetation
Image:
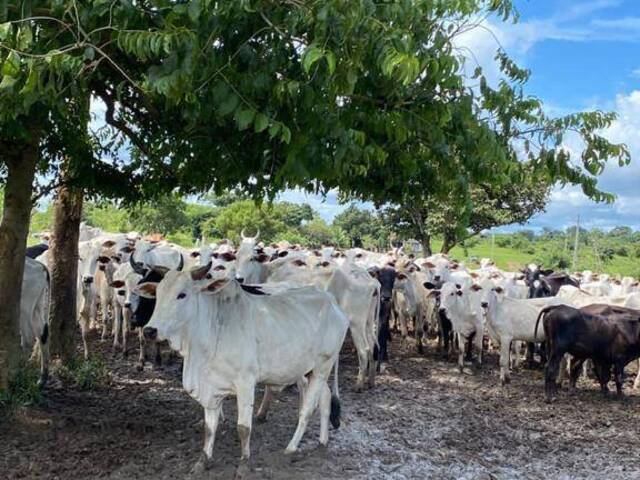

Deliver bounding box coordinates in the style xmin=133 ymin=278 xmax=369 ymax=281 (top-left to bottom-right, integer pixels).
xmin=26 ymin=193 xmax=640 ymax=277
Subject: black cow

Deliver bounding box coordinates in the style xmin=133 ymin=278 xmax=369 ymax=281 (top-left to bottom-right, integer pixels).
xmin=129 ymin=254 xmax=184 ymax=370
xmin=535 ymin=303 xmax=640 ymax=402
xmin=423 ymin=280 xmax=450 ymax=357
xmin=370 ymin=267 xmax=396 ymax=371
xmin=26 ymin=243 xmax=49 ymax=259
xmin=522 ymin=267 xmax=579 ymax=367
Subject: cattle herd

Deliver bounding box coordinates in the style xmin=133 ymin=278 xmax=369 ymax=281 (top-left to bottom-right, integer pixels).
xmin=17 ymin=223 xmax=640 ymax=473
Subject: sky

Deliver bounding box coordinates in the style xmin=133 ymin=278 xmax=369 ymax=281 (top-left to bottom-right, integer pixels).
xmin=281 ymin=0 xmax=640 ymax=232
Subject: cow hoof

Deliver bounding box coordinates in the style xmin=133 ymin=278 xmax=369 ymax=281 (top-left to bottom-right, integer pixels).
xmin=255 ymin=414 xmax=268 ymax=424
xmin=191 ymin=454 xmax=213 ymax=475
xmin=354 ymin=383 xmax=364 ymax=393
xmin=500 ymin=377 xmax=511 ymax=386
xmin=37 ymin=373 xmax=48 ymax=389
xmin=136 ymin=363 xmax=144 ymax=372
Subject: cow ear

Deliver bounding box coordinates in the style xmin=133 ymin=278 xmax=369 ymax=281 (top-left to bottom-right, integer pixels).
xmin=221 ymin=252 xmax=236 ymax=262
xmin=120 ymin=246 xmax=134 ymax=253
xmin=423 ymin=281 xmax=437 ymax=290
xmin=368 ymin=268 xmax=379 ymax=278
xmin=256 ymin=253 xmax=269 ymax=263
xmin=97 ymin=256 xmax=111 ymax=264
xmin=542 ymin=269 xmax=554 ymax=276
xmin=101 ymin=240 xmax=116 ymax=248
xmin=470 ymin=272 xmax=479 ymax=279
xmin=190 ymin=251 xmax=200 ymax=258
xmin=201 ymin=279 xmax=227 ymax=293
xmin=471 ymin=284 xmax=482 ymax=291
xmin=494 ymin=286 xmax=504 ymax=294
xmin=278 ymin=250 xmax=289 ymax=258
xmin=516 ymin=274 xmax=525 ymax=280
xmin=423 ymin=261 xmax=436 ymax=268
xmin=110 ymin=280 xmax=125 ymax=288
xmin=292 ymin=259 xmax=306 ymax=267
xmin=396 ymin=273 xmax=407 ymax=280
xmin=312 ymin=250 xmax=321 ymax=257
xmin=135 ymin=282 xmax=157 ymax=298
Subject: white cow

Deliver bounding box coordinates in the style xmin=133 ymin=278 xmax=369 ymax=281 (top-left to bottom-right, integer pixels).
xmin=20 ymin=258 xmax=50 ymax=386
xmin=436 ymin=281 xmax=484 ymax=371
xmin=480 ymin=285 xmax=566 ymax=384
xmin=142 ymin=269 xmax=348 ymax=470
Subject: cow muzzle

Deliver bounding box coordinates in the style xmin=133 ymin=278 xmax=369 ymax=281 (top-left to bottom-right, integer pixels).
xmin=236 ymin=277 xmax=245 ymax=284
xmin=83 ymin=276 xmax=94 ymax=285
xmin=143 ymin=327 xmax=157 ymax=340
xmin=438 ymin=307 xmax=446 ymax=314
xmin=481 ymin=302 xmax=488 ymax=309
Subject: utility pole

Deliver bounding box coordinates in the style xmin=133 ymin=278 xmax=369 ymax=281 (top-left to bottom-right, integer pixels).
xmin=572 ymin=215 xmax=580 ymax=271
xmin=490 ymin=232 xmax=495 ymax=260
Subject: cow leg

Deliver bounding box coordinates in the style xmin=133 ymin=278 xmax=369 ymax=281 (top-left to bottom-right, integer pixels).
xmin=153 ymin=340 xmax=162 ymax=367
xmin=633 ymin=359 xmax=640 ymax=390
xmin=569 ymin=357 xmax=584 ymax=389
xmin=80 ymin=314 xmax=90 ymax=360
xmin=285 ymin=362 xmax=331 ymax=454
xmin=596 ymin=362 xmax=611 ymax=396
xmin=499 ymin=338 xmax=512 ymax=385
xmin=318 ymin=383 xmax=331 ymax=446
xmin=512 ymin=341 xmax=521 ymax=369
xmin=100 ymin=298 xmax=109 ymax=342
xmin=525 ymin=342 xmax=535 ymax=368
xmin=136 ymin=329 xmax=145 ymax=371
xmin=192 ymin=402 xmax=223 ymax=474
xmin=474 ymin=328 xmax=483 ymax=368
xmin=415 ymin=315 xmax=424 ymax=354
xmin=350 ymin=327 xmax=369 ymax=392
xmin=112 ymin=304 xmax=122 ymax=353
xmin=398 ymin=314 xmax=408 ymax=348
xmin=545 ymin=352 xmax=563 ymax=402
xmin=37 ymin=324 xmax=50 ymax=388
xmin=121 ymin=310 xmax=129 ymax=358
xmin=557 ymin=354 xmax=569 ymax=386
xmin=366 ymin=348 xmax=376 ymax=388
xmin=613 ymin=362 xmax=625 ymax=397
xmin=255 ymin=387 xmax=274 ymax=423
xmin=236 ymin=383 xmax=256 ymax=460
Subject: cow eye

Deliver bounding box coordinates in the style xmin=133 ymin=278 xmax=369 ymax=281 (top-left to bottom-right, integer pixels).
xmin=117 ymin=290 xmax=126 ymax=296
xmin=214 ymin=265 xmax=226 ymax=271
xmin=177 ymin=292 xmax=186 ymax=300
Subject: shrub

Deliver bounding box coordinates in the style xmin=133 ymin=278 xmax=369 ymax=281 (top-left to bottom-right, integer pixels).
xmin=0 ymin=362 xmax=43 ymax=416
xmin=56 ymin=356 xmax=108 ymax=391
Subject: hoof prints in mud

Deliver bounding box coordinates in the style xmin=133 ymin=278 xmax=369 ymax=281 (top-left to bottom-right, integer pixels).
xmin=2 ymin=330 xmax=640 ymax=479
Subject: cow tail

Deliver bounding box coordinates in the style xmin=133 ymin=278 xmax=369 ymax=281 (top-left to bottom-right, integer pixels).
xmin=330 ymin=356 xmax=341 ymax=429
xmin=535 ymin=305 xmax=560 ymax=342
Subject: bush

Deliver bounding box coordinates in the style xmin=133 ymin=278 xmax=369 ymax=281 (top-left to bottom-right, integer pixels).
xmin=56 ymin=356 xmax=108 ymax=391
xmin=615 ymin=246 xmax=629 ymax=257
xmin=0 ymin=362 xmax=43 ymax=416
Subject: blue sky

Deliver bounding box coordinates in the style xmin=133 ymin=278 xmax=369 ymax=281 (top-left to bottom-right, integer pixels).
xmin=284 ymin=0 xmax=640 ymax=232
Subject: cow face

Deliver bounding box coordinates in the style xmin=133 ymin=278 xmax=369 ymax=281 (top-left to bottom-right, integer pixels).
xmin=438 ymin=282 xmax=464 ymax=316
xmin=374 ymin=267 xmax=397 ymax=302
xmin=130 ymin=269 xmax=166 ymax=329
xmin=480 ymin=285 xmax=505 ymax=311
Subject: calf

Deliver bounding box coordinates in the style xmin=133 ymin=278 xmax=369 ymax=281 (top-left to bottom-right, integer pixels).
xmin=536 ymin=304 xmax=640 ymax=401
xmin=371 ymin=267 xmax=396 ymax=370
xmin=429 ymin=281 xmax=483 ymax=371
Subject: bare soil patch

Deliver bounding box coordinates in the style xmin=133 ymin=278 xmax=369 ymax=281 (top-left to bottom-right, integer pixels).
xmin=2 ymin=330 xmax=640 ymax=479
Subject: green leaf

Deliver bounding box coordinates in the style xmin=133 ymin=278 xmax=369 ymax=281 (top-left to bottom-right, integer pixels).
xmin=268 ymin=122 xmax=281 ymax=139
xmin=302 ymin=45 xmax=324 ymax=74
xmin=218 ymin=94 xmax=239 ymax=116
xmin=84 ymin=47 xmax=95 ymax=61
xmin=188 ymin=0 xmax=201 ymax=22
xmin=281 ymin=126 xmax=291 ymax=144
xmin=325 ymin=51 xmax=336 ymax=75
xmin=1 ymin=50 xmax=21 ymax=77
xmin=235 ymin=108 xmax=255 ymax=130
xmin=0 ymin=21 xmax=10 ymax=40
xmin=0 ymin=74 xmax=17 ymax=90
xmin=254 ymin=113 xmax=269 ymax=133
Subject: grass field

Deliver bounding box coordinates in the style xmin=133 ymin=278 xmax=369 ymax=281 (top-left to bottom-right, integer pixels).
xmin=435 ymin=238 xmax=640 ymax=277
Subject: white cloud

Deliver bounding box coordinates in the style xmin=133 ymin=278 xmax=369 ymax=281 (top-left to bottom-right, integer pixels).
xmin=632 ymin=68 xmax=640 ymax=78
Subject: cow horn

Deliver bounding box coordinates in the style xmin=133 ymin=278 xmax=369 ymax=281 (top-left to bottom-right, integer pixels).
xmin=153 ymin=265 xmax=170 ymax=277
xmin=241 ymin=228 xmax=260 ymax=242
xmin=177 ymin=253 xmax=184 ymax=271
xmin=191 ymin=262 xmax=212 ymax=281
xmin=129 ymin=254 xmax=147 ymax=275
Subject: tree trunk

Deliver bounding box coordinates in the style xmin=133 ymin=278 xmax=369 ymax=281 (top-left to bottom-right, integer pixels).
xmin=48 ymin=178 xmax=83 ymax=364
xmin=419 ymin=234 xmax=432 ymax=257
xmin=440 ymin=233 xmax=456 ymax=255
xmin=0 ymin=129 xmax=40 ymax=390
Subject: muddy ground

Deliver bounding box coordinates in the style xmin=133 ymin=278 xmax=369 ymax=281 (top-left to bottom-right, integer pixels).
xmin=2 ymin=330 xmax=640 ymax=480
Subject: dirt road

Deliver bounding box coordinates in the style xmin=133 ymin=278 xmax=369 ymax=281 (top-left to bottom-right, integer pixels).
xmin=3 ymin=331 xmax=640 ymax=479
